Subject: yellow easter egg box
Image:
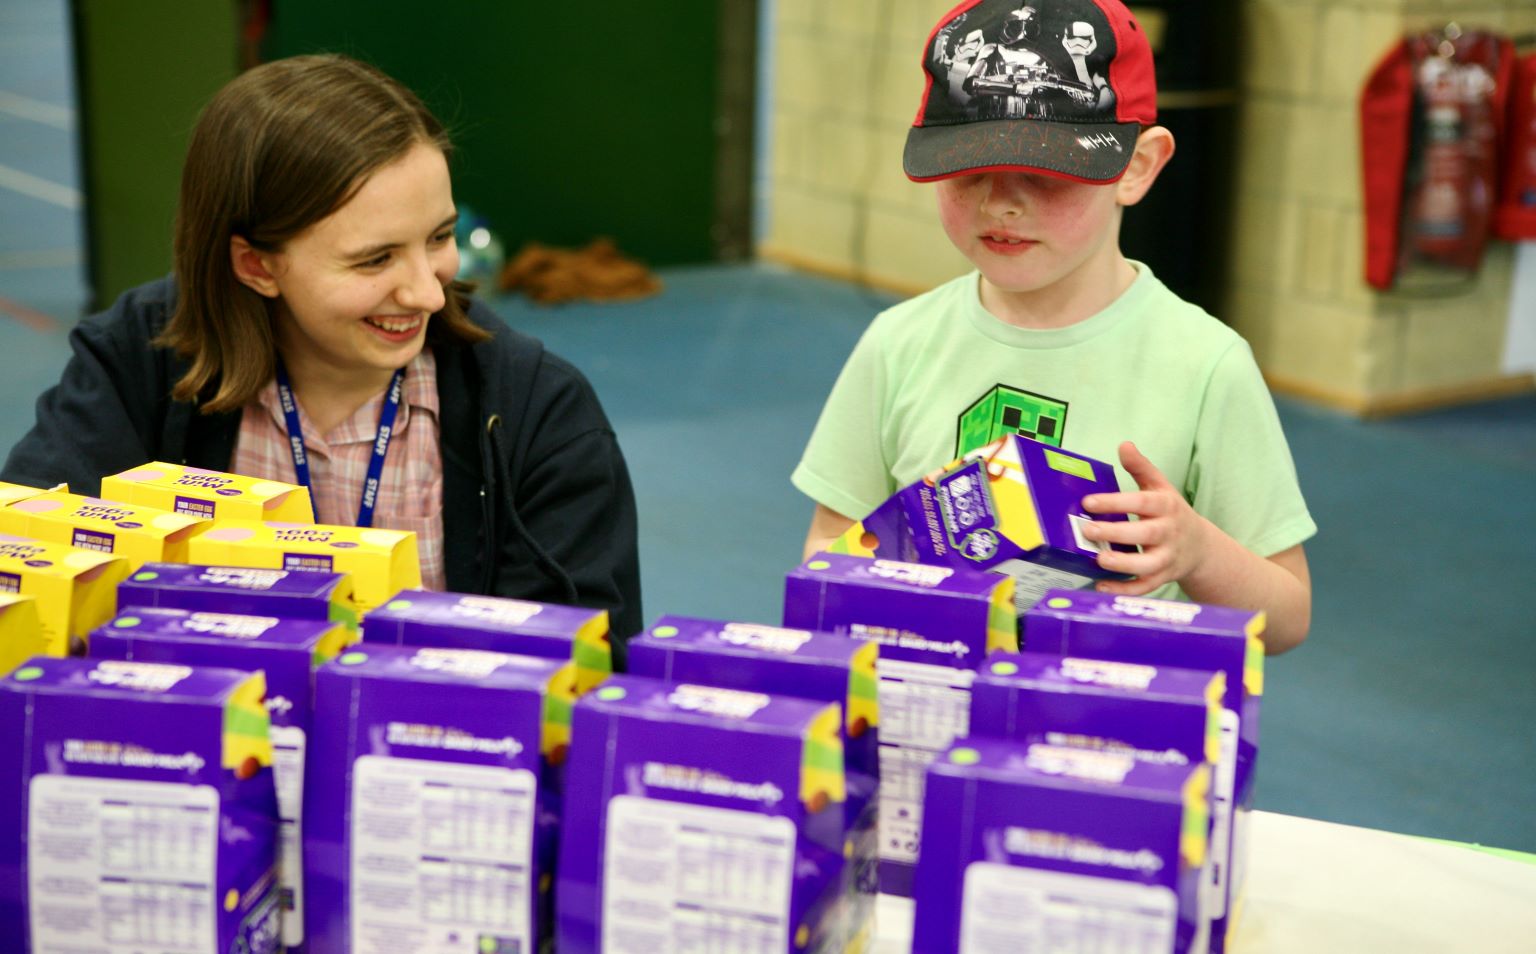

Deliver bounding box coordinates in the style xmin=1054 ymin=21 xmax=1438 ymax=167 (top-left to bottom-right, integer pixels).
xmin=0 ymin=535 xmax=128 ymax=655
xmin=186 ymin=522 xmax=420 ymax=613
xmin=0 ymin=480 xmax=55 ymax=507
xmin=0 ymin=592 xmax=45 ymax=675
xmin=100 ymin=462 xmax=313 ymax=523
xmin=0 ymin=491 xmax=207 ymax=571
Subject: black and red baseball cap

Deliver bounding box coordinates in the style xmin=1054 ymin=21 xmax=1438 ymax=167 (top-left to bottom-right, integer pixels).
xmin=904 ymin=0 xmax=1158 ymax=183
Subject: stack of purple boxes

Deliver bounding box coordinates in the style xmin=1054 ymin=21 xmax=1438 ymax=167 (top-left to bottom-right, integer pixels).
xmin=1017 ymin=590 xmax=1266 ymax=954
xmin=782 ymin=551 xmax=1018 ymax=899
xmin=0 ymin=430 xmax=1271 ymax=954
xmin=1 ymin=563 xmax=353 ymax=954
xmin=89 ymin=604 xmax=349 ymax=953
xmin=781 ymin=558 xmax=1263 ymax=954
xmin=777 ymin=434 xmax=1265 ymax=954
xmin=620 ymin=615 xmax=882 ymax=948
xmin=556 ymin=675 xmax=852 ymax=953
xmin=305 ymin=643 xmax=576 ymax=952
xmin=0 ymin=655 xmax=284 ymax=954
xmin=2 ymin=564 xmax=617 ymax=954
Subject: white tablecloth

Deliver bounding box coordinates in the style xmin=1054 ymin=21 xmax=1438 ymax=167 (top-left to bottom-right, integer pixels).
xmin=872 ymin=810 xmax=1536 ymax=952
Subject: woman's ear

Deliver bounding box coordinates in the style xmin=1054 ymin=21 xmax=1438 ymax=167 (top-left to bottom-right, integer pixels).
xmin=230 ymin=235 xmax=282 ymax=298
xmin=1115 ymin=125 xmax=1175 ymax=208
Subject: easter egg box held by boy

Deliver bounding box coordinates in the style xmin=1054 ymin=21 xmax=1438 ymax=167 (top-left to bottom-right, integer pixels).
xmin=828 ymin=434 xmax=1134 ymax=613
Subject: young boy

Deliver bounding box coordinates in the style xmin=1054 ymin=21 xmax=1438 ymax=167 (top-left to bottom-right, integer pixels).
xmin=793 ymin=0 xmax=1315 ymax=653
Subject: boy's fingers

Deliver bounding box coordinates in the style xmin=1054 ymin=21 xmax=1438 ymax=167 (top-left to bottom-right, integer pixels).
xmin=1118 ymin=440 xmax=1172 ymax=492
xmin=1097 ymin=545 xmax=1170 ymax=582
xmin=1082 ymin=490 xmax=1167 ymax=517
xmin=1083 ymin=518 xmax=1164 ymax=547
xmin=1095 ymin=576 xmax=1161 ymax=597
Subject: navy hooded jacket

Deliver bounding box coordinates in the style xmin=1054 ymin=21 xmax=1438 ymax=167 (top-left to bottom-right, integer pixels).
xmin=1 ymin=277 xmax=643 ymax=658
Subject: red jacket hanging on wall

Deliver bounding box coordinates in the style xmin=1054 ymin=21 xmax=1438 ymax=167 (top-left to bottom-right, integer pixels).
xmin=1359 ymin=30 xmax=1515 ymax=290
xmin=1493 ymin=49 xmax=1536 ymax=241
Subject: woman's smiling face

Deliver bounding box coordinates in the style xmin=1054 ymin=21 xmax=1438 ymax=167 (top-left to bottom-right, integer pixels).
xmin=261 ymin=141 xmax=459 ymax=382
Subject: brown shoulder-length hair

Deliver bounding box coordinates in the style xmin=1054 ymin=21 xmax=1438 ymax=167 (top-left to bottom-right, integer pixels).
xmin=157 ymin=54 xmax=489 ymax=413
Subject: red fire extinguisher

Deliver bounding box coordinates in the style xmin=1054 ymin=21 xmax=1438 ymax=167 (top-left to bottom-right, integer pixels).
xmin=1360 ymin=26 xmax=1515 ymax=290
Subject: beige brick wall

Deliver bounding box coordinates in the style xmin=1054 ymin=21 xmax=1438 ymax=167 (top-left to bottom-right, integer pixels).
xmin=759 ymin=0 xmax=970 ymax=290
xmin=760 ymin=0 xmax=1534 ymax=413
xmin=1231 ymin=0 xmax=1530 ymax=412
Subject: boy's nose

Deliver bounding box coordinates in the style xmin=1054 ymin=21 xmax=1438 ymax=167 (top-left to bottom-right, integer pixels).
xmin=982 ymin=174 xmax=1029 ymax=217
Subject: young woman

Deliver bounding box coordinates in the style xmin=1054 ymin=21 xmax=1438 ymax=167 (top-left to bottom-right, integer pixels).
xmin=2 ymin=55 xmax=643 ymax=646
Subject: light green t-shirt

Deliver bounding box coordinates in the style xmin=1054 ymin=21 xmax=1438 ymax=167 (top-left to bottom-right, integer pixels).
xmin=793 ymin=264 xmax=1316 ymax=573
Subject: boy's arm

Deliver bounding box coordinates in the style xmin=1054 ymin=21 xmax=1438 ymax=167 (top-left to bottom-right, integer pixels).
xmin=803 ymin=504 xmax=857 ymax=561
xmin=1080 ymin=441 xmax=1312 ymax=655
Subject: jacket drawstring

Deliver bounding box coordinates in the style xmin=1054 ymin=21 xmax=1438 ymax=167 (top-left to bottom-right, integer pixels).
xmin=482 ymin=413 xmax=580 ymax=604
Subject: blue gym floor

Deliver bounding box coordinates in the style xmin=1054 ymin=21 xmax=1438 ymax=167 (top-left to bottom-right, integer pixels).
xmin=3 ymin=0 xmax=1533 ymax=853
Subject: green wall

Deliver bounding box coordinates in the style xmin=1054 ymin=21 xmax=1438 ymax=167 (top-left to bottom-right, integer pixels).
xmin=263 ymin=2 xmax=723 ymax=267
xmin=74 ymin=0 xmax=238 ymax=307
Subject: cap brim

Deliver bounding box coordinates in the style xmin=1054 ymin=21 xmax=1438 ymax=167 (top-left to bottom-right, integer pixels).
xmin=904 ymin=119 xmax=1140 ymax=183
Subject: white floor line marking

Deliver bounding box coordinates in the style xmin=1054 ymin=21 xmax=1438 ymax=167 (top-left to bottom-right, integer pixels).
xmin=0 ymin=162 xmax=80 ymax=209
xmin=0 ymin=247 xmax=79 ymax=269
xmin=0 ymin=89 xmax=73 ymax=130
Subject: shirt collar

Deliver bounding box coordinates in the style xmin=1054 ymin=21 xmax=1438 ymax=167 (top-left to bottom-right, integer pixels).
xmin=254 ymin=347 xmax=439 ymax=447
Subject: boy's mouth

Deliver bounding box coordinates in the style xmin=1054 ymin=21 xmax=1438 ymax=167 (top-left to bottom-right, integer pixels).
xmin=980 ymin=233 xmax=1038 ymax=255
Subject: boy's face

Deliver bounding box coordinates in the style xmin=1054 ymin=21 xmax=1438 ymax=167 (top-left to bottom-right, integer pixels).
xmin=934 ymin=170 xmax=1121 ymax=302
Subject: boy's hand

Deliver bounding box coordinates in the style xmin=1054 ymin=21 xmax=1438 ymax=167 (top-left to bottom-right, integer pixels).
xmin=1079 ymin=441 xmax=1211 ymax=595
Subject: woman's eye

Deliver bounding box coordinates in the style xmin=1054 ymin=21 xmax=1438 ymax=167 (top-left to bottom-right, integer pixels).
xmin=356 ymin=254 xmax=390 ymax=269
xmin=430 ymin=231 xmax=454 ymax=245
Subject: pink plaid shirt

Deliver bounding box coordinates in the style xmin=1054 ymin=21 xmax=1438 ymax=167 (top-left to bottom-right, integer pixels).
xmin=233 ymin=349 xmax=445 ymax=590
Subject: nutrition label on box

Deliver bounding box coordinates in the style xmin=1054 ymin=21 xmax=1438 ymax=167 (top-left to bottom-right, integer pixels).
xmin=878 ymin=744 xmax=943 ymax=863
xmin=992 ymin=557 xmax=1093 ymax=614
xmin=29 ymin=776 xmax=217 ymax=952
xmin=877 ymin=658 xmax=973 ymax=751
xmin=877 ymin=658 xmax=974 ymax=865
xmin=1210 ymin=708 xmax=1239 ymax=916
xmin=603 ymin=796 xmax=794 ymax=953
xmin=350 ymin=756 xmax=535 ymax=954
xmin=960 ymin=863 xmax=1177 ymax=954
xmin=271 ymin=725 xmax=306 ymax=948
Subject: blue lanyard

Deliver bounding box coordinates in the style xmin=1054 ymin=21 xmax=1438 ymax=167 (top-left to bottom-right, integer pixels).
xmin=273 ymin=358 xmax=405 ymax=529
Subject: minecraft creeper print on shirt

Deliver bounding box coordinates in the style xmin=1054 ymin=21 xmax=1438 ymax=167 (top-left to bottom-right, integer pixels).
xmin=956 ymin=384 xmax=1069 ymax=456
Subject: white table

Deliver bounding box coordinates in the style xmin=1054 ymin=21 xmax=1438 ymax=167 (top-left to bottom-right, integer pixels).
xmin=872 ymin=810 xmax=1536 ymax=952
